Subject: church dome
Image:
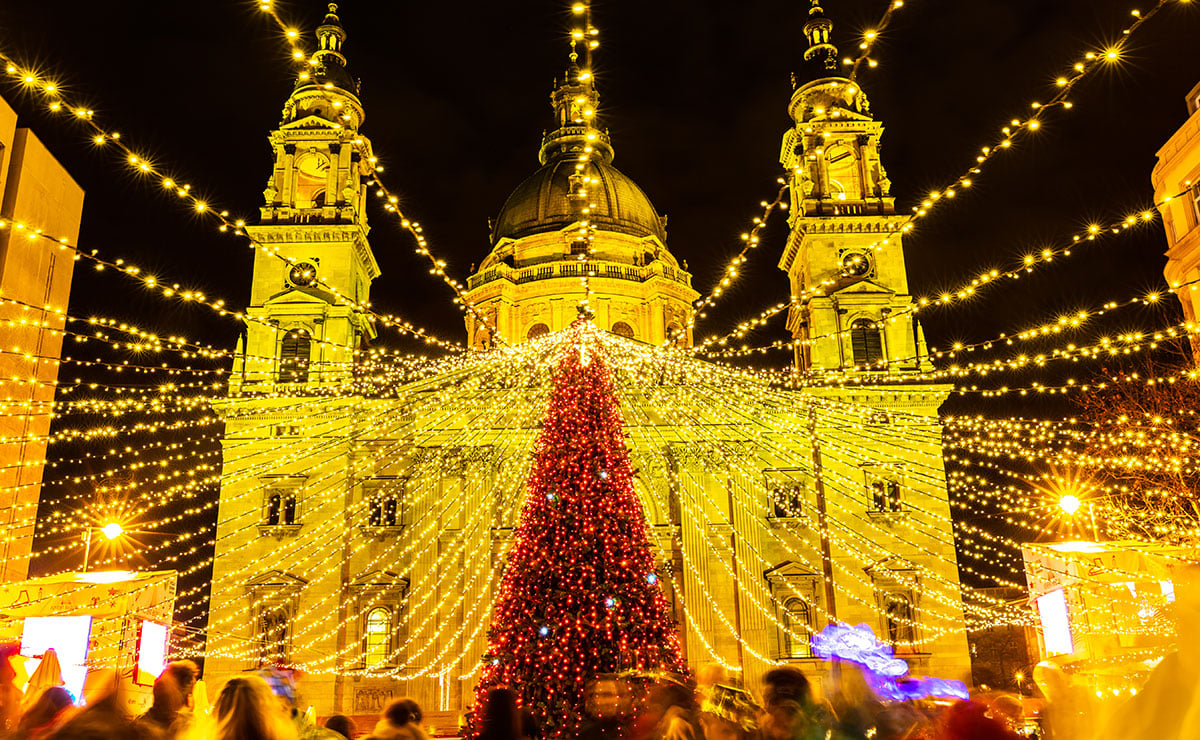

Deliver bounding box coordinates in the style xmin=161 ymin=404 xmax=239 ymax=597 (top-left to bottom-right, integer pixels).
xmin=491 ymin=157 xmax=667 ymax=245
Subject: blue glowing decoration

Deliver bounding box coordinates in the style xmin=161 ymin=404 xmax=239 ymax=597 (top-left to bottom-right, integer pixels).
xmin=604 ymin=597 xmax=616 ymax=608
xmin=810 ymin=623 xmax=969 ymax=702
xmin=598 ymin=470 xmax=610 ymax=480
xmin=646 ymin=573 xmax=658 ymax=584
xmin=538 ymin=626 xmax=550 ymax=636
xmin=811 ymin=623 xmax=908 ymax=677
xmin=546 ymin=494 xmax=556 ymax=502
xmin=491 ymin=658 xmax=500 ymax=665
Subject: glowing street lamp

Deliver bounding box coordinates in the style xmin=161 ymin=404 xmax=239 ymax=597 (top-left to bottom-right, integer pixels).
xmin=1059 ymin=494 xmax=1082 ymax=515
xmin=82 ymin=521 xmax=125 ymax=572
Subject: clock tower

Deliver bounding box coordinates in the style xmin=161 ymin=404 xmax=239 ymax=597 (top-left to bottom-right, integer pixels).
xmin=233 ymin=3 xmax=380 ymax=392
xmin=777 ymin=1 xmax=931 ymax=375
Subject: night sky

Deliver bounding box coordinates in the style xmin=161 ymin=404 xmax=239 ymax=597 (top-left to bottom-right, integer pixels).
xmin=3 ymin=0 xmax=1198 ymax=360
xmin=3 ymin=1 xmax=1199 ymax=585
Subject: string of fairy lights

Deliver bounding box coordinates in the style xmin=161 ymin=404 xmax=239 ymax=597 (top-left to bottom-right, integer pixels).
xmin=0 ymin=50 xmax=467 ymax=353
xmin=0 ymin=0 xmax=1194 ymax=694
xmin=838 ymin=0 xmax=1183 ymax=257
xmin=257 ymin=2 xmax=506 ymax=344
xmin=690 ymin=0 xmax=1188 ymax=358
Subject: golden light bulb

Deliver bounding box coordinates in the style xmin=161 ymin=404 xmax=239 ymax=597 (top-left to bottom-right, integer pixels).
xmin=1059 ymin=494 xmax=1082 ymax=515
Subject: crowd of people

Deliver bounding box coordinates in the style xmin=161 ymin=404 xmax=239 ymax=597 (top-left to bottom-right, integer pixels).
xmin=555 ymin=665 xmax=1027 ymax=740
xmin=0 ymin=655 xmax=1190 ymax=740
xmin=0 ymin=659 xmax=1031 ymax=740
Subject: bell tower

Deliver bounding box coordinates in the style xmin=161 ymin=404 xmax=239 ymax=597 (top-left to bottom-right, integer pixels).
xmin=233 ymin=4 xmax=380 ymax=392
xmin=777 ymin=1 xmax=931 ymax=375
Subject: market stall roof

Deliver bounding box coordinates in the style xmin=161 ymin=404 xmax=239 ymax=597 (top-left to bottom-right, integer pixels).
xmin=0 ymin=570 xmax=177 ymax=620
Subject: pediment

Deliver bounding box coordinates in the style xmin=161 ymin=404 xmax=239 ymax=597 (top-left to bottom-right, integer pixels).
xmin=246 ymin=570 xmax=308 ymax=588
xmin=863 ymin=555 xmax=918 ymax=574
xmin=280 ymin=114 xmax=342 ymax=131
xmin=265 ymin=286 xmax=338 ymax=305
xmin=351 ymin=569 xmax=409 ymax=591
xmin=825 ymin=107 xmax=873 ymax=123
xmin=763 ymin=560 xmax=820 ymax=580
xmin=831 ymin=278 xmax=894 ymax=297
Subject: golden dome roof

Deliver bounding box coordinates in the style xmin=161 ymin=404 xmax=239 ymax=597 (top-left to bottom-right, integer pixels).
xmin=490 ymin=156 xmax=667 ymax=246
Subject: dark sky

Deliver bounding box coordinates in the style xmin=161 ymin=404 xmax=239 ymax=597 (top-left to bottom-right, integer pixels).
xmin=2 ymin=0 xmax=1198 ymax=364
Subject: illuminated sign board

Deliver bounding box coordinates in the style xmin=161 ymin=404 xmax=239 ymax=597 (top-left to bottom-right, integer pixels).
xmin=21 ymin=616 xmax=93 ymax=702
xmin=135 ymin=621 xmax=169 ymax=686
xmin=1036 ymin=588 xmax=1074 ymax=656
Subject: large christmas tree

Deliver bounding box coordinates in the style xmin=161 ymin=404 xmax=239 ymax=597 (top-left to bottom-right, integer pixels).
xmin=470 ymin=323 xmax=686 ymax=738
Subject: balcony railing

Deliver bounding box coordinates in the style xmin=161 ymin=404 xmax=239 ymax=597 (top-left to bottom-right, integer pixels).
xmin=467 ymin=260 xmax=692 ymax=291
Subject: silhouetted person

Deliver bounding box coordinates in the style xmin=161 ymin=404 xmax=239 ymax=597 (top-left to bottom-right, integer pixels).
xmin=759 ymin=667 xmax=827 ymax=740
xmin=324 ymin=715 xmax=356 ymax=739
xmin=641 ymin=677 xmax=698 ymax=740
xmin=50 ymin=669 xmax=139 ymax=740
xmin=478 ymin=688 xmax=524 ymax=740
xmin=207 ymin=674 xmax=298 ymax=740
xmin=827 ymin=664 xmax=881 ymax=740
xmin=136 ymin=661 xmax=200 ymax=740
xmin=367 ymin=697 xmax=429 ymax=740
xmin=579 ymin=675 xmax=630 ymax=740
xmin=936 ymin=701 xmax=1019 ymax=740
xmin=15 ymin=687 xmax=73 ymax=740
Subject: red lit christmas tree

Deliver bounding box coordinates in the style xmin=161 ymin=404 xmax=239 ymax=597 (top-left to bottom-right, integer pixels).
xmin=469 ymin=323 xmax=685 ymax=738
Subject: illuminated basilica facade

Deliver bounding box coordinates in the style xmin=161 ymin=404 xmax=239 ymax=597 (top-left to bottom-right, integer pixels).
xmin=205 ymin=4 xmax=970 ymax=724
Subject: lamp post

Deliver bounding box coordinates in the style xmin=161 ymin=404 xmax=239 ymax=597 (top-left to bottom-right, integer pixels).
xmin=1015 ymin=671 xmax=1024 ymax=720
xmin=81 ymin=522 xmax=124 ymax=572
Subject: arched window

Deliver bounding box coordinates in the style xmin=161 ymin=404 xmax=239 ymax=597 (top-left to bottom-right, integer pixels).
xmin=849 ymin=319 xmax=884 ymax=368
xmin=825 ymin=143 xmax=860 ymax=200
xmin=782 ymin=598 xmax=812 ymax=658
xmin=266 ymin=489 xmax=297 ymax=525
xmin=259 ymin=608 xmax=289 ymax=666
xmin=293 ymin=153 xmax=329 ymax=208
xmin=474 ymin=328 xmax=492 ymax=351
xmin=611 ymin=321 xmax=635 ymax=339
xmin=884 ymin=594 xmax=916 ymax=647
xmin=666 ymin=322 xmax=685 ymax=347
xmin=527 ymin=323 xmax=550 ymax=340
xmin=279 ymin=330 xmax=311 ymax=383
xmin=870 ymin=479 xmax=902 ymax=513
xmin=363 ymin=608 xmax=391 ymax=669
xmin=282 ymin=494 xmax=297 ymax=525
xmin=312 ymin=191 xmax=326 ymax=208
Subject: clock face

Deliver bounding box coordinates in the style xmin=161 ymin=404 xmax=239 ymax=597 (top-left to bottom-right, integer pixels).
xmin=287 ymin=262 xmax=318 ymax=288
xmin=841 ymin=252 xmax=871 ymax=277
xmin=297 ymin=154 xmax=329 ymax=179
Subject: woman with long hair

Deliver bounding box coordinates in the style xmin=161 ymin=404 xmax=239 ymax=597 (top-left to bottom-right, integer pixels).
xmin=207 ymin=675 xmax=296 ymax=740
